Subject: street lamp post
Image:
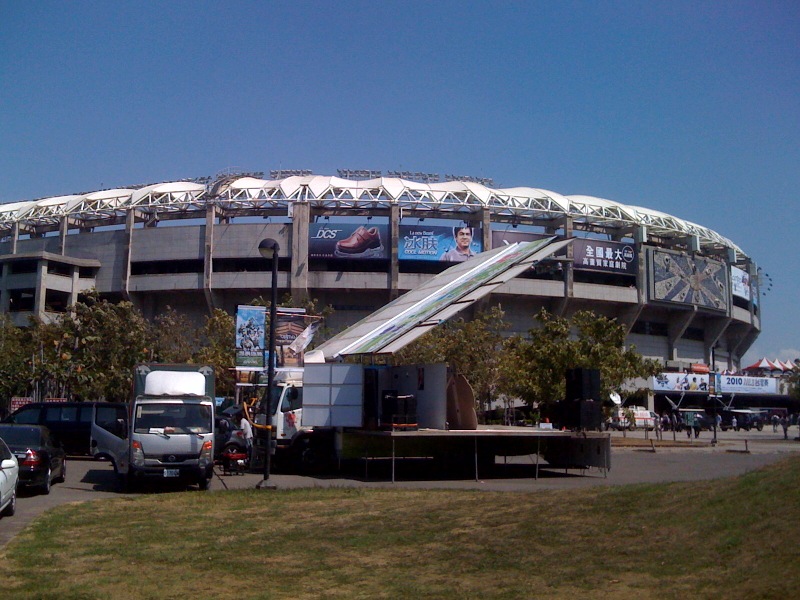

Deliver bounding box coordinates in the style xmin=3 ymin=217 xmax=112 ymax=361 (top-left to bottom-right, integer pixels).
xmin=258 ymin=238 xmax=280 ymax=485
xmin=710 ymin=346 xmax=718 ymax=446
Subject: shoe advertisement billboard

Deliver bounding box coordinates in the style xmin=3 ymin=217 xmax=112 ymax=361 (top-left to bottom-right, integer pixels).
xmin=399 ymin=224 xmax=483 ymax=262
xmin=309 ymin=223 xmax=389 ymax=260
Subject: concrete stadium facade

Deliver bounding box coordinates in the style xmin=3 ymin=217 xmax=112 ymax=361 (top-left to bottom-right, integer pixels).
xmin=0 ymin=173 xmax=761 ymax=372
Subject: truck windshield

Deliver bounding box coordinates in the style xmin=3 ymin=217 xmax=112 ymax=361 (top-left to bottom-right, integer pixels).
xmin=133 ymin=403 xmax=212 ymax=435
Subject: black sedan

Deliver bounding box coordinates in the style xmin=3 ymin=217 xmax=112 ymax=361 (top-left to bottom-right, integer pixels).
xmin=0 ymin=424 xmax=66 ymax=495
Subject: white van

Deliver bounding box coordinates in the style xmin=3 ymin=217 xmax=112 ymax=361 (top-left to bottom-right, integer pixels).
xmin=606 ymin=406 xmax=656 ymax=430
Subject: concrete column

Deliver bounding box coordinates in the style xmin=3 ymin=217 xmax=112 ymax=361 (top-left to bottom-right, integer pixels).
xmin=0 ymin=262 xmax=9 ymax=312
xmin=481 ymin=208 xmax=491 ymax=252
xmin=59 ymin=217 xmax=68 ymax=256
xmin=34 ymin=260 xmax=46 ymax=318
xmin=291 ymin=201 xmax=310 ymax=301
xmin=10 ymin=222 xmax=19 ymax=255
xmin=704 ymin=317 xmax=731 ymax=366
xmin=562 ymin=215 xmax=574 ymax=308
xmin=69 ymin=267 xmax=80 ymax=308
xmin=390 ymin=204 xmax=400 ymax=299
xmin=203 ymin=205 xmax=217 ymax=313
xmin=121 ymin=210 xmax=135 ymax=301
xmin=667 ymin=309 xmax=696 ymax=361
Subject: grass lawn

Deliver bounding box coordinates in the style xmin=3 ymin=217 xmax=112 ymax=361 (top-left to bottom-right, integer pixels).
xmin=0 ymin=455 xmax=798 ymax=599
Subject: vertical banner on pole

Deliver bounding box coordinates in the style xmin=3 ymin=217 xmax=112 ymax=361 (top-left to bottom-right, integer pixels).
xmin=235 ymin=305 xmax=266 ymax=368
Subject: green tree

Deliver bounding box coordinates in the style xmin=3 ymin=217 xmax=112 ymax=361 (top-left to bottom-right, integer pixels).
xmin=787 ymin=367 xmax=800 ymax=401
xmin=194 ymin=308 xmax=236 ymax=397
xmin=151 ymin=307 xmax=198 ymax=363
xmin=0 ymin=314 xmax=30 ymax=408
xmin=501 ymin=309 xmax=577 ymax=406
xmin=55 ymin=292 xmax=153 ymax=401
xmin=501 ymin=309 xmax=660 ymax=408
xmin=22 ymin=317 xmax=73 ymax=401
xmin=394 ymin=306 xmax=509 ymax=420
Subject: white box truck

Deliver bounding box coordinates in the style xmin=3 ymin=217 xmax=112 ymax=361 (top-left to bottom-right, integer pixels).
xmin=91 ymin=364 xmax=215 ymax=491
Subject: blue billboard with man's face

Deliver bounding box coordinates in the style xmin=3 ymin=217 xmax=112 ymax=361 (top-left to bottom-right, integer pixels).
xmin=399 ymin=224 xmax=482 ymax=262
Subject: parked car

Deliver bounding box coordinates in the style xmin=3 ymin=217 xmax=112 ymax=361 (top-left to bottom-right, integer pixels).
xmin=0 ymin=424 xmax=66 ymax=495
xmin=0 ymin=437 xmax=19 ymax=517
xmin=2 ymin=401 xmax=123 ymax=455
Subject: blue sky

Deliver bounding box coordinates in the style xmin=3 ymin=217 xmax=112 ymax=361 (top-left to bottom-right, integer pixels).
xmin=1 ymin=2 xmax=798 ymax=364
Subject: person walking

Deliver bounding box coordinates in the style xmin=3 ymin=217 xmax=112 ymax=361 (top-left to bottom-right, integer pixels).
xmin=780 ymin=415 xmax=789 ymax=440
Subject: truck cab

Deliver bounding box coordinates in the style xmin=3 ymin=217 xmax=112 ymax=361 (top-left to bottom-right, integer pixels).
xmin=270 ymin=369 xmax=306 ymax=450
xmin=91 ymin=365 xmax=215 ymax=491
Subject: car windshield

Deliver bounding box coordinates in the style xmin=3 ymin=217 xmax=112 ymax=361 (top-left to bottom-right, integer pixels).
xmin=133 ymin=403 xmax=212 ymax=434
xmin=0 ymin=426 xmax=41 ymax=447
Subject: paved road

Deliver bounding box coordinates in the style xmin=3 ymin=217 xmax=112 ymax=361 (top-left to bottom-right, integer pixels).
xmin=2 ymin=426 xmax=799 ymax=548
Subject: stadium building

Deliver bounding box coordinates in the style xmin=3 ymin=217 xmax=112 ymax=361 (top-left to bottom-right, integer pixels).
xmin=0 ymin=171 xmax=762 ymax=380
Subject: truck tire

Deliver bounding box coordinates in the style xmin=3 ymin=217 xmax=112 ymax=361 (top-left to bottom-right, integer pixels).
xmin=299 ymin=445 xmax=328 ymax=474
xmin=198 ymin=477 xmax=210 ymax=491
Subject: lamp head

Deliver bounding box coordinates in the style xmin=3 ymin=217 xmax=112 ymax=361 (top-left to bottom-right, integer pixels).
xmin=258 ymin=238 xmax=280 ymax=259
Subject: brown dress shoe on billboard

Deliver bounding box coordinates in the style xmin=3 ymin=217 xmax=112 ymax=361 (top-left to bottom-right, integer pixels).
xmin=334 ymin=226 xmax=384 ymax=258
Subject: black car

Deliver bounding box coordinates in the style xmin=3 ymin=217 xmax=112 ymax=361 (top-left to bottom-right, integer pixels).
xmin=0 ymin=424 xmax=66 ymax=495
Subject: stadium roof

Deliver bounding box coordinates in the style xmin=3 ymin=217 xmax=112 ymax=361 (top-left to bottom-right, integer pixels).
xmin=0 ymin=175 xmax=745 ymax=258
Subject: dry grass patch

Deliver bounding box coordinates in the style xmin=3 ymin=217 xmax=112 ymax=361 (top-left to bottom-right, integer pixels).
xmin=0 ymin=456 xmax=798 ymax=599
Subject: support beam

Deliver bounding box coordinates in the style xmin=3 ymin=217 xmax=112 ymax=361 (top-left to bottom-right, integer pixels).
xmin=34 ymin=260 xmax=46 ymax=319
xmin=667 ymin=308 xmax=696 ymax=361
xmin=290 ymin=201 xmax=310 ymax=302
xmin=59 ymin=217 xmax=68 ymax=256
xmin=390 ymin=204 xmax=400 ymax=300
xmin=120 ymin=210 xmax=135 ymax=302
xmin=203 ymin=204 xmax=217 ymax=313
xmin=617 ymin=303 xmax=644 ymax=335
xmin=704 ymin=316 xmax=731 ymax=367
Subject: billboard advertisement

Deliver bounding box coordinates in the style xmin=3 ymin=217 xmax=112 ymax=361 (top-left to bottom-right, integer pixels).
xmin=650 ymin=249 xmax=728 ymax=311
xmin=275 ymin=309 xmax=308 ymax=367
xmin=399 ymin=224 xmax=483 ymax=262
xmin=730 ymin=265 xmax=751 ymax=301
xmin=719 ymin=374 xmax=777 ymax=394
xmin=653 ymin=372 xmax=709 ymax=392
xmin=235 ymin=305 xmax=266 ymax=368
xmin=309 ymin=222 xmax=389 ymax=260
xmin=236 ymin=307 xmax=317 ymax=370
xmin=652 ymin=372 xmax=778 ymax=395
xmin=573 ymin=238 xmax=637 ymax=275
